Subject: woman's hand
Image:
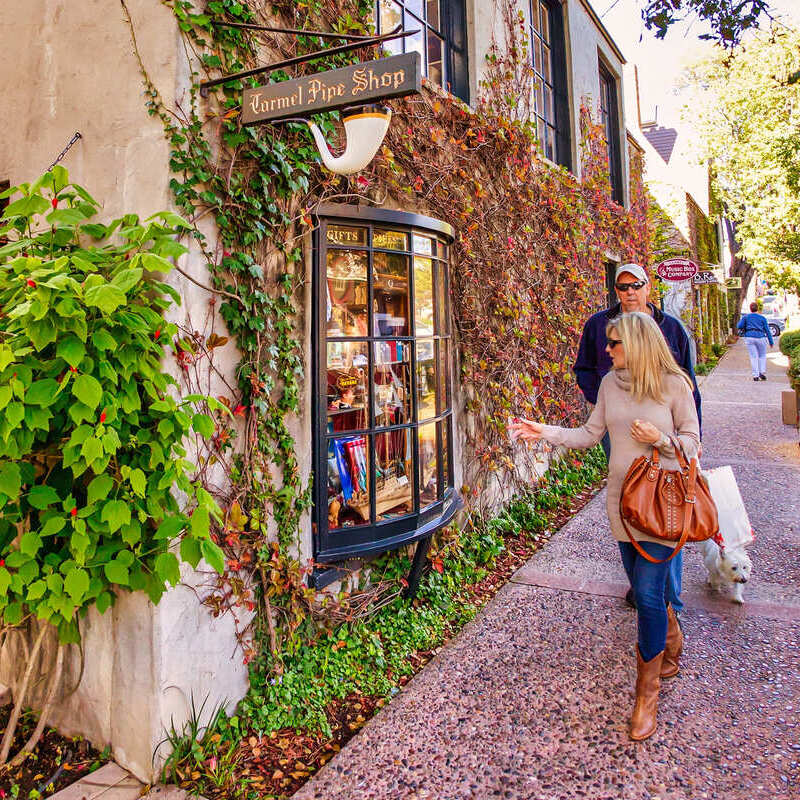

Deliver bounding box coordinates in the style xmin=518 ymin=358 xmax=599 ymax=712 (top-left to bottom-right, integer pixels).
xmin=630 ymin=418 xmax=661 ymax=445
xmin=509 ymin=418 xmax=544 ymax=442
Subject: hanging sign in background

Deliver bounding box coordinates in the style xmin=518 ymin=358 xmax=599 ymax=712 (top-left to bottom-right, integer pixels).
xmin=692 ymin=270 xmax=720 ymax=285
xmin=724 ymin=276 xmax=742 ymax=289
xmin=241 ymin=52 xmax=421 ymax=125
xmin=656 ymin=258 xmax=699 ymax=282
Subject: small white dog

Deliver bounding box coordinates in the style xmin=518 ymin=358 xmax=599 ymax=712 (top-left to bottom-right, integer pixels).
xmin=699 ymin=539 xmax=753 ymax=604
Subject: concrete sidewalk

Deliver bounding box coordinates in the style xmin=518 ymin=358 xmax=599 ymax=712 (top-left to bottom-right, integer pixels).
xmin=295 ymin=340 xmax=800 ymax=800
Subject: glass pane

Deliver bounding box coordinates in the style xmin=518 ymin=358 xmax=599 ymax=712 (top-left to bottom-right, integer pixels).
xmin=416 ymin=338 xmax=437 ymax=420
xmin=413 ymin=234 xmax=433 ymax=255
xmin=373 ymin=252 xmax=410 ymax=336
xmin=544 ymin=85 xmax=554 ymax=123
xmin=326 ymin=250 xmax=368 ymax=337
xmin=374 ymin=228 xmax=408 ymax=250
xmin=542 ymin=43 xmax=552 ymax=83
xmin=547 ymin=125 xmax=557 ymax=162
xmin=380 ymin=0 xmax=403 ymax=54
xmin=436 ymin=239 xmax=447 ymax=258
xmin=326 ymin=225 xmax=366 ymax=246
xmin=434 ymin=261 xmax=448 ymax=334
xmin=414 ymin=256 xmax=434 ymax=335
xmin=375 ymin=428 xmax=414 ymax=521
xmin=418 ymin=421 xmax=438 ymax=507
xmin=437 ymin=338 xmax=450 ymax=413
xmin=427 ymin=33 xmax=443 ymax=88
xmin=531 ymin=1 xmax=540 ymax=33
xmin=427 ymin=0 xmax=440 ymax=30
xmin=540 ymin=1 xmax=550 ymax=43
xmin=373 ymin=340 xmax=412 ymax=427
xmin=327 ymin=435 xmax=370 ymax=529
xmin=405 ymin=22 xmax=425 ymax=72
xmin=438 ymin=418 xmax=450 ymax=498
xmin=406 ymin=0 xmax=424 ymax=18
xmin=534 ymin=37 xmax=542 ymax=74
xmin=327 ymin=342 xmax=369 ymax=433
xmin=535 ymin=81 xmax=544 ymax=120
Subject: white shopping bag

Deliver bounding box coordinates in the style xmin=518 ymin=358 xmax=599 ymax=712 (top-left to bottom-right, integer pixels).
xmin=701 ymin=466 xmax=754 ymax=549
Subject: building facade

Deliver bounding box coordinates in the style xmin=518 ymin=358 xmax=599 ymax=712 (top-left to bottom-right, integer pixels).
xmin=0 ymin=0 xmax=640 ymax=781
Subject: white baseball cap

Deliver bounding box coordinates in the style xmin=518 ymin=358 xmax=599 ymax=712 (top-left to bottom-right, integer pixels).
xmin=615 ymin=263 xmax=649 ymax=284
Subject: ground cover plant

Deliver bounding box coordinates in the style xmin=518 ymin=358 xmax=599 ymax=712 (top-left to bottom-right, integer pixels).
xmin=162 ymin=448 xmax=607 ymax=799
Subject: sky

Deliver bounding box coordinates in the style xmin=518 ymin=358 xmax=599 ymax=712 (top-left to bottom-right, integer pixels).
xmin=597 ymin=0 xmax=800 ymax=129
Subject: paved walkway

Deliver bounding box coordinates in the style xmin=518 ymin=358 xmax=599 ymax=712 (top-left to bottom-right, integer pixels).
xmin=295 ymin=340 xmax=800 ymax=800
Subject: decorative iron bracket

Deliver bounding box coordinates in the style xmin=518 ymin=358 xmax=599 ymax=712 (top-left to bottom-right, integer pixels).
xmin=199 ymin=25 xmax=419 ymax=96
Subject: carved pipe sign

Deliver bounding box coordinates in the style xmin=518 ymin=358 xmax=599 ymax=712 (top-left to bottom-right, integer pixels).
xmin=241 ymin=52 xmax=421 ymax=125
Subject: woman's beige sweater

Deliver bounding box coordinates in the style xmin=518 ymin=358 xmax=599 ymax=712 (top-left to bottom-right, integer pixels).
xmin=541 ymin=369 xmax=700 ymax=546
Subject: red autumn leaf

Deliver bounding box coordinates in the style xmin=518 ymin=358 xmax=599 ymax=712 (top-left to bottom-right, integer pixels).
xmin=26 ymin=279 xmax=36 ymax=288
xmin=154 ymin=329 xmax=161 ymax=340
xmin=70 ymin=507 xmax=78 ymax=517
xmin=99 ymin=410 xmax=107 ymax=424
xmin=431 ymin=558 xmax=444 ymax=574
xmin=51 ymin=196 xmax=59 ymax=209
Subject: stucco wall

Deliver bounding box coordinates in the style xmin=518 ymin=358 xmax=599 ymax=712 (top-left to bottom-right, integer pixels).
xmin=0 ymin=0 xmax=248 ymax=782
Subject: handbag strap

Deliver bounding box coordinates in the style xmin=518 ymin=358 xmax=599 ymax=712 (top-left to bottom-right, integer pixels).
xmin=619 ymin=497 xmax=694 ymax=564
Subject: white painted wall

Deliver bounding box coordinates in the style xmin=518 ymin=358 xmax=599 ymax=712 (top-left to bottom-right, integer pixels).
xmin=0 ymin=0 xmax=249 ymax=782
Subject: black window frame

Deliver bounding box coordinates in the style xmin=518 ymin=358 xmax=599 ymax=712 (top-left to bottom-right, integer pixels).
xmin=312 ymin=204 xmax=461 ymax=566
xmin=528 ymin=0 xmax=571 ymax=169
xmin=598 ymin=60 xmax=623 ymax=206
xmin=375 ymin=0 xmax=470 ymax=104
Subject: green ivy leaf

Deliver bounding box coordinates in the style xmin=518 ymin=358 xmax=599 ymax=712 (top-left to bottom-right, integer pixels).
xmin=92 ymin=329 xmax=118 ymax=351
xmin=73 ymin=374 xmax=103 ymax=409
xmin=129 ymin=468 xmax=146 ymax=497
xmin=87 ymin=474 xmax=114 ymax=506
xmin=3 ymin=602 xmax=23 ymax=625
xmin=20 ymin=531 xmax=42 ymax=556
xmin=27 ymin=579 xmax=47 ymax=601
xmin=200 ymin=539 xmax=225 ymax=575
xmin=26 ymin=378 xmax=61 ymax=406
xmin=40 ymin=516 xmax=66 ymax=537
xmin=0 ymin=462 xmax=21 ymax=500
xmin=155 ymin=516 xmax=186 ymax=541
xmin=80 ymin=437 xmax=104 ymax=464
xmin=190 ymin=506 xmax=210 ymax=539
xmin=95 ymin=591 xmax=113 ymax=614
xmin=0 ymin=567 xmax=11 ymax=595
xmin=64 ymin=567 xmax=90 ymax=602
xmin=111 ymin=268 xmax=143 ymax=293
xmin=5 ymin=402 xmax=24 ymax=428
xmin=100 ymin=500 xmax=131 ymax=533
xmin=154 ymin=552 xmax=181 ymax=587
xmin=179 ymin=537 xmax=202 ymax=569
xmin=121 ymin=520 xmax=142 ymax=546
xmin=104 ymin=559 xmax=130 ymax=586
xmin=27 ymin=485 xmax=60 ymax=509
xmin=191 ymin=413 xmax=215 ymax=438
xmin=56 ymin=336 xmax=86 ymax=368
xmin=84 ymin=283 xmax=127 ymax=314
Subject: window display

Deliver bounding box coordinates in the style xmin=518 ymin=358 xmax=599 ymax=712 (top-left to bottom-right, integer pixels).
xmin=316 ymin=212 xmax=457 ymax=562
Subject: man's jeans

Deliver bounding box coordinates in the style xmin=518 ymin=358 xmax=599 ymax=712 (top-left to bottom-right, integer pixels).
xmin=602 ymin=432 xmax=683 ymax=613
xmin=618 ymin=541 xmax=674 ymax=660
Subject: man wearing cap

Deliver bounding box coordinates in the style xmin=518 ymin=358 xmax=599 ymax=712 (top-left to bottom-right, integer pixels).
xmin=573 ymin=263 xmax=702 ymax=615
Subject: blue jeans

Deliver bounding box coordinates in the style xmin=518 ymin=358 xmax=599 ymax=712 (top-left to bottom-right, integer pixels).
xmin=744 ymin=336 xmax=767 ymax=377
xmin=603 ymin=432 xmax=683 ymax=613
xmin=618 ymin=541 xmax=674 ymax=661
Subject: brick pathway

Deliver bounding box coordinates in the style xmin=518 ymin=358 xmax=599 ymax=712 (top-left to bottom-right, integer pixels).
xmin=295 ymin=340 xmax=800 ymax=800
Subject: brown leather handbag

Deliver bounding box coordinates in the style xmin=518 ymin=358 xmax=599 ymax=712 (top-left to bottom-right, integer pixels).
xmin=619 ymin=437 xmax=719 ymax=563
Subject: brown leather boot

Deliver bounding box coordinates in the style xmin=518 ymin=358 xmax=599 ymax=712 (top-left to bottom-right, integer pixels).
xmin=630 ymin=647 xmax=664 ymax=741
xmin=661 ymin=605 xmax=683 ymax=679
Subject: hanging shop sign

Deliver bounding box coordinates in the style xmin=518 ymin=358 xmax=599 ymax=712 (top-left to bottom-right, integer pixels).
xmin=241 ymin=52 xmax=421 ymax=125
xmin=692 ymin=270 xmax=720 ymax=285
xmin=656 ymin=258 xmax=699 ymax=282
xmin=725 ymin=276 xmax=742 ymax=289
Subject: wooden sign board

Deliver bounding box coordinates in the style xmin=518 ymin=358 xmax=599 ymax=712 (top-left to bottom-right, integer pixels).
xmin=242 ymin=53 xmax=421 ymax=125
xmin=725 ymin=276 xmax=742 ymax=289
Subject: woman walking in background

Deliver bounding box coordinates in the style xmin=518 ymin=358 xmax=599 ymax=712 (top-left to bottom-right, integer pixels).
xmin=737 ymin=301 xmax=774 ymax=381
xmin=510 ymin=312 xmax=700 ymax=740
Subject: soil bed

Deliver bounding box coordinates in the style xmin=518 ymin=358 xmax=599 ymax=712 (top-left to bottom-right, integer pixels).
xmin=0 ymin=706 xmax=108 ymax=798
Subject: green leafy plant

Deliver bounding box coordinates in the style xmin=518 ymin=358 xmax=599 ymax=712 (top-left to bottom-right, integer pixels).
xmin=0 ymin=168 xmax=227 ymax=765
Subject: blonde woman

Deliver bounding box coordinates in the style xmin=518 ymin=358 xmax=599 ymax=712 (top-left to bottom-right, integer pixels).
xmin=510 ymin=311 xmax=700 ymax=741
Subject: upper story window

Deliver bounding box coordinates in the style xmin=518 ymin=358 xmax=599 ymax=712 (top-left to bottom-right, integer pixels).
xmin=599 ymin=62 xmax=623 ymax=205
xmin=528 ymin=1 xmax=571 ymax=169
xmin=376 ymin=0 xmax=470 ymax=103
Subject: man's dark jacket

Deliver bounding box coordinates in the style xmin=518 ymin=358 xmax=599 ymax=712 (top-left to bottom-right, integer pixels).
xmin=573 ymin=302 xmax=702 ymax=431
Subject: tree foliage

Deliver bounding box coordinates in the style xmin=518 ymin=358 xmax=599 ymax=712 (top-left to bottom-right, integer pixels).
xmin=642 ymin=0 xmax=771 ymax=46
xmin=683 ymin=27 xmax=800 ymax=292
